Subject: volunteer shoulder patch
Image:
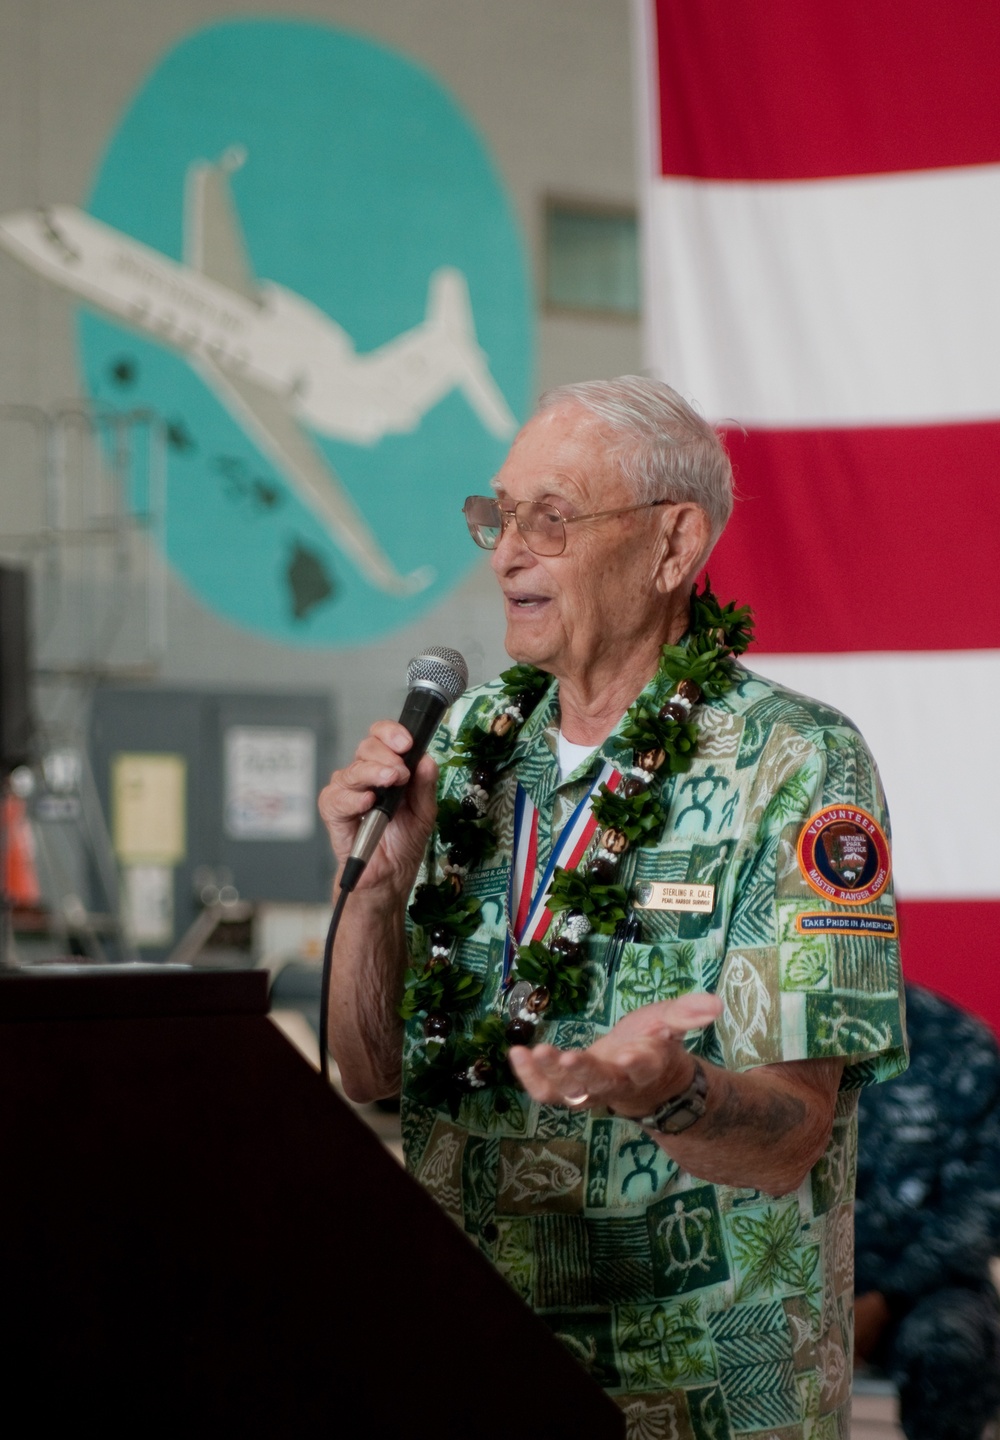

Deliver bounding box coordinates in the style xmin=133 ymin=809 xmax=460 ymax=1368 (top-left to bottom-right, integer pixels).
xmin=796 ymin=804 xmax=892 ymax=905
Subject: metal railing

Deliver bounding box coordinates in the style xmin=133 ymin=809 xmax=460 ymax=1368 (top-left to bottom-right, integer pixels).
xmin=0 ymin=402 xmax=167 ymax=680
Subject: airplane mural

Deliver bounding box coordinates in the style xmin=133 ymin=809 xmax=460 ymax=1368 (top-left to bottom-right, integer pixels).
xmin=0 ymin=147 xmax=517 ymax=597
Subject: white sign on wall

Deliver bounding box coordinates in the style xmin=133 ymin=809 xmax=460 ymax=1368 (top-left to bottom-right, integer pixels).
xmin=224 ymin=726 xmax=317 ymax=841
xmin=123 ymin=863 xmax=174 ymax=945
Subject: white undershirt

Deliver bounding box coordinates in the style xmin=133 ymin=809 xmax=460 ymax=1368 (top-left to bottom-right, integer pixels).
xmin=556 ymin=731 xmax=598 ymax=782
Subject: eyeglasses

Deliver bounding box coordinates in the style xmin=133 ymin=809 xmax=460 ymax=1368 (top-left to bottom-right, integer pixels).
xmin=462 ymin=495 xmax=671 ymax=557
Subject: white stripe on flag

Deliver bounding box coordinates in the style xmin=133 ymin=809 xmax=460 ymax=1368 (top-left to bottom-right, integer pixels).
xmin=751 ymin=651 xmax=1000 ymax=899
xmin=646 ymin=166 xmax=1000 ymax=426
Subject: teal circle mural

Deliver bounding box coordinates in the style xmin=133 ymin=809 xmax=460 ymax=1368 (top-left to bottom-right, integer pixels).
xmin=78 ymin=20 xmax=532 ymax=647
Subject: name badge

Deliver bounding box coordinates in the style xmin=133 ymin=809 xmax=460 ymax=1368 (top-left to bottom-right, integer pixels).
xmin=634 ymin=882 xmax=715 ymax=914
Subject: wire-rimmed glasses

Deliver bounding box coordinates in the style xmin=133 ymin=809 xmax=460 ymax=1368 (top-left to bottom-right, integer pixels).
xmin=462 ymin=495 xmax=671 ymax=557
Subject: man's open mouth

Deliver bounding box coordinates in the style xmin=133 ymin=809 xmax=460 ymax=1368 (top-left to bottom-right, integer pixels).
xmin=507 ymin=593 xmax=549 ymax=608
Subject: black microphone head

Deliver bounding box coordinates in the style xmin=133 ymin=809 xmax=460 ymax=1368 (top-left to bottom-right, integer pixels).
xmin=407 ymin=646 xmax=468 ymax=704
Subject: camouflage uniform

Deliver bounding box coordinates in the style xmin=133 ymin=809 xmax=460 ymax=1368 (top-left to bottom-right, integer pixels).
xmin=855 ymin=983 xmax=1000 ymax=1440
xmin=403 ymin=663 xmax=907 ymax=1440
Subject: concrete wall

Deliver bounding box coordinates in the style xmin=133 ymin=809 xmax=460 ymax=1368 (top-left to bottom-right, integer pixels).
xmin=0 ymin=0 xmax=642 ymax=763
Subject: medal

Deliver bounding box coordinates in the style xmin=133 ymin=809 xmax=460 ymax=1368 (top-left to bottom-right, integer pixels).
xmin=505 ymin=979 xmax=534 ymax=1018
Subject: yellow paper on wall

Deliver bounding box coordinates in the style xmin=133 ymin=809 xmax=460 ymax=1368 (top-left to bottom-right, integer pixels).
xmin=112 ymin=752 xmax=186 ymax=864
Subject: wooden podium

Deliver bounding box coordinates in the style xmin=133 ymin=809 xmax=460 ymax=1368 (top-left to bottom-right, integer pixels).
xmin=0 ymin=968 xmax=624 ymax=1438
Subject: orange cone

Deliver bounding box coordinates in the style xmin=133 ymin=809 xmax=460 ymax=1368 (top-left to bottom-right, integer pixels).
xmin=4 ymin=794 xmax=41 ymax=907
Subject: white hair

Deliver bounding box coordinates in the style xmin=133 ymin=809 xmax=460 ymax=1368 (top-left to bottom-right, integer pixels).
xmin=537 ymin=375 xmax=734 ymax=542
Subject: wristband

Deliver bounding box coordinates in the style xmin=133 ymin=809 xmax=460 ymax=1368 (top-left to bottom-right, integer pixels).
xmin=633 ymin=1057 xmax=709 ymax=1134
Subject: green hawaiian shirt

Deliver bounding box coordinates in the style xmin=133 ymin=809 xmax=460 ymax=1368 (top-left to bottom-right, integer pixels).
xmin=401 ymin=664 xmax=907 ymax=1440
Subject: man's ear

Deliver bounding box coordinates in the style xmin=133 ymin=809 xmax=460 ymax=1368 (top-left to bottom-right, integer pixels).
xmin=654 ymin=503 xmax=713 ymax=595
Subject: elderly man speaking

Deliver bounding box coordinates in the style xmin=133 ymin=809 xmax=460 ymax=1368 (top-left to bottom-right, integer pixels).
xmin=320 ymin=377 xmax=906 ymax=1439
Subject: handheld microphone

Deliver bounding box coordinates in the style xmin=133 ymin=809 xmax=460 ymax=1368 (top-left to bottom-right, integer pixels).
xmin=338 ymin=645 xmax=468 ymax=893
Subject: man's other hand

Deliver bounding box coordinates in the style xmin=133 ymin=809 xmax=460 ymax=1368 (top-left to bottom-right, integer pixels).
xmin=507 ymin=993 xmax=723 ymax=1118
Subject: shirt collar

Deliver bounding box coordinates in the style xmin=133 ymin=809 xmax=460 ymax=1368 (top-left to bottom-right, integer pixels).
xmin=502 ymin=661 xmax=675 ymax=800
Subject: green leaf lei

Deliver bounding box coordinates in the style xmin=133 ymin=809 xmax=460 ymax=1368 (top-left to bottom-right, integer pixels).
xmin=400 ymin=578 xmax=753 ymax=1113
xmin=546 ymin=869 xmax=630 ymax=936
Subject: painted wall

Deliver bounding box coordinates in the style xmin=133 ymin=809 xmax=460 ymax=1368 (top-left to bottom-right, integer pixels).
xmin=0 ymin=0 xmax=641 ymax=763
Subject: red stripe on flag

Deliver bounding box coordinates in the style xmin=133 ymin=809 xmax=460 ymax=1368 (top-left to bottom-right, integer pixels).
xmin=898 ymin=898 xmax=1000 ymax=1036
xmin=654 ymin=0 xmax=1000 ymax=180
xmin=706 ymin=422 xmax=1000 ymax=653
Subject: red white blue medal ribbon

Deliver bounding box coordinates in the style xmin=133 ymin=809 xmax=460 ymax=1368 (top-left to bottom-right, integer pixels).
xmin=504 ymin=760 xmax=622 ymax=984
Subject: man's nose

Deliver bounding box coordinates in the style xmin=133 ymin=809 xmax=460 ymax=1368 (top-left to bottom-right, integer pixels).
xmin=490 ymin=510 xmax=530 ymax=571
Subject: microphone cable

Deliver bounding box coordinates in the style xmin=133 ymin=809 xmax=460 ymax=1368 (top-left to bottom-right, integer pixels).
xmin=318 ymin=882 xmax=350 ymax=1085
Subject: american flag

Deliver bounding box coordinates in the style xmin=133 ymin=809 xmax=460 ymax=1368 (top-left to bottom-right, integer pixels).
xmin=635 ymin=0 xmax=1000 ymax=1029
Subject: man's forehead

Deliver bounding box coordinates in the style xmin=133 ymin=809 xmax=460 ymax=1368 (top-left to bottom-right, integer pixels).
xmin=493 ymin=404 xmax=623 ymax=499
